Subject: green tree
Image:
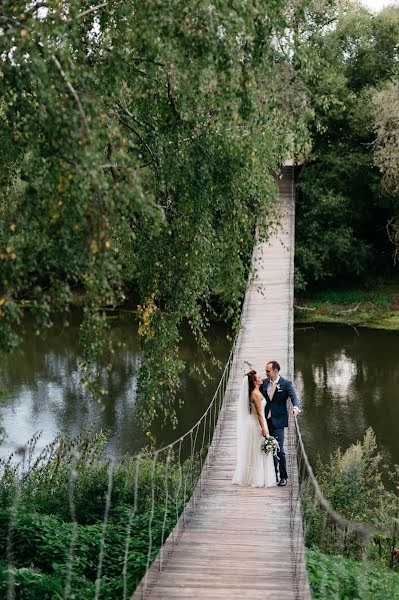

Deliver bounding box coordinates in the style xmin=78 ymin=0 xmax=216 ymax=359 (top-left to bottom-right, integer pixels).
xmin=0 ymin=0 xmax=322 ymax=424
xmin=373 ymin=79 xmax=399 ymax=264
xmin=295 ymin=4 xmax=399 ymax=291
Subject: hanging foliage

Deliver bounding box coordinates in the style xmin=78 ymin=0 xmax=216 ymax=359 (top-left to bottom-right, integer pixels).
xmin=0 ymin=0 xmax=322 ymax=425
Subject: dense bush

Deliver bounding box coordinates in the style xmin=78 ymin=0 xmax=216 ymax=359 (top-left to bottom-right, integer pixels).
xmin=0 ymin=507 xmax=175 ymax=593
xmin=303 ymin=429 xmax=398 ymax=564
xmin=302 ymin=427 xmax=399 ymax=600
xmin=0 ymin=431 xmax=197 ymax=520
xmin=0 ymin=432 xmax=198 ymax=598
xmin=307 ymin=547 xmax=399 ymax=600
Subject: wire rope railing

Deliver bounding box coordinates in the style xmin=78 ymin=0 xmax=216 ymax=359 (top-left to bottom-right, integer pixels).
xmin=130 ymin=263 xmax=257 ymax=597
xmin=0 ymin=321 xmax=239 ymax=600
xmin=3 ymin=168 xmax=397 ymax=599
xmin=284 ymin=163 xmax=313 ymax=599
xmin=288 ymin=413 xmax=399 ymax=599
xmin=287 ymin=167 xmax=399 ymax=600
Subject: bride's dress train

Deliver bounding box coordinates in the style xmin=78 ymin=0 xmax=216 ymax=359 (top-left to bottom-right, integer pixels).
xmin=232 ymin=379 xmax=276 ymax=488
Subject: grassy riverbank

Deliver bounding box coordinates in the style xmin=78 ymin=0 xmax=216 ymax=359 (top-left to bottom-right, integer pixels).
xmin=295 ymin=283 xmax=399 ymax=330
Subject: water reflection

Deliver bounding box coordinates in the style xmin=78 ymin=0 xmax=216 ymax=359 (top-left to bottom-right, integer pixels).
xmin=295 ymin=325 xmax=399 ymax=469
xmin=3 ymin=320 xmax=397 ymax=468
xmin=0 ymin=314 xmax=231 ymax=459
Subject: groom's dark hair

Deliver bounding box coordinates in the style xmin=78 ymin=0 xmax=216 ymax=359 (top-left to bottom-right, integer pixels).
xmin=268 ymin=360 xmax=280 ymax=371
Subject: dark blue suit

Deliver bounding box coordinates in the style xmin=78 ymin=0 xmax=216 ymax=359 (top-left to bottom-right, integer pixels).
xmin=260 ymin=376 xmax=300 ymax=481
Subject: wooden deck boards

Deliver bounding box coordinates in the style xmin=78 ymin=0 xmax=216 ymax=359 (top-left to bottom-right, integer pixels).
xmin=132 ymin=167 xmax=311 ymax=600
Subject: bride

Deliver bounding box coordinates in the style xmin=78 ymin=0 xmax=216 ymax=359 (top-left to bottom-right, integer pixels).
xmin=232 ymin=370 xmax=276 ymax=487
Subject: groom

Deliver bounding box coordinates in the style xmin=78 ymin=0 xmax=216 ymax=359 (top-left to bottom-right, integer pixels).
xmin=261 ymin=360 xmax=301 ymax=487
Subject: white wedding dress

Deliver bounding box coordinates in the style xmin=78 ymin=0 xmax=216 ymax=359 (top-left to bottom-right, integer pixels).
xmin=232 ymin=377 xmax=276 ymax=488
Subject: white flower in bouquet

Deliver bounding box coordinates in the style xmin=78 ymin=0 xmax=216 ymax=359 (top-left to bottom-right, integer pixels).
xmin=261 ymin=435 xmax=280 ymax=456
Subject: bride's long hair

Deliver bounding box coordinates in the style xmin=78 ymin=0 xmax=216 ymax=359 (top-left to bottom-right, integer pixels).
xmin=246 ymin=370 xmax=257 ymax=413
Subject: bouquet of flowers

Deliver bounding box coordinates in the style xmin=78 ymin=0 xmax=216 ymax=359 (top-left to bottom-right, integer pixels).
xmin=261 ymin=435 xmax=279 ymax=457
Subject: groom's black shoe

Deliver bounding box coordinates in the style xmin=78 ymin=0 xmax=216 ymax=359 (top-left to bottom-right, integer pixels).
xmin=278 ymin=478 xmax=287 ymax=487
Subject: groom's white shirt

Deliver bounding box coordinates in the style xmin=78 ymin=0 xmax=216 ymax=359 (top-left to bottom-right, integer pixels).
xmin=266 ymin=375 xmax=280 ymax=418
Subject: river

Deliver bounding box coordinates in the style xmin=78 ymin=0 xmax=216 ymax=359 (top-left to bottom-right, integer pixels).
xmin=0 ymin=313 xmax=231 ymax=459
xmin=1 ymin=318 xmax=398 ymax=470
xmin=294 ymin=324 xmax=399 ymax=469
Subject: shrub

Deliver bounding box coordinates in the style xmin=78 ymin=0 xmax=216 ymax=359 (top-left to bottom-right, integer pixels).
xmin=303 ymin=428 xmax=398 ymax=564
xmin=307 ymin=547 xmax=399 ymax=600
xmin=0 ymin=432 xmax=198 ymax=597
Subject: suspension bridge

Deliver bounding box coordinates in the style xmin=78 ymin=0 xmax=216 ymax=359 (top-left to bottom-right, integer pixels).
xmin=3 ymin=166 xmax=395 ymax=600
xmin=132 ymin=165 xmax=312 ymax=599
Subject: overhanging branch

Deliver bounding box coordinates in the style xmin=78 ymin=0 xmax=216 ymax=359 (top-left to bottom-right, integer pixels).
xmin=51 ymin=55 xmax=89 ymax=134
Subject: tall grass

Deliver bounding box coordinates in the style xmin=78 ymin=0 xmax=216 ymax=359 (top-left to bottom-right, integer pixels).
xmin=303 ymin=288 xmax=396 ymax=307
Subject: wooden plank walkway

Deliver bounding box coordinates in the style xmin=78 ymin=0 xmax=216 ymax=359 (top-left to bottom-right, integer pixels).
xmin=132 ymin=166 xmax=311 ymax=599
